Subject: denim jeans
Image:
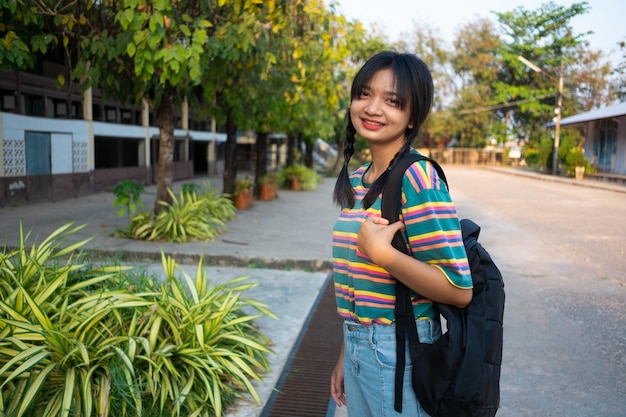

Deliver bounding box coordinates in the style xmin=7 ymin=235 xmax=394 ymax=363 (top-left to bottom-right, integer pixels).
xmin=342 ymin=319 xmax=441 ymax=417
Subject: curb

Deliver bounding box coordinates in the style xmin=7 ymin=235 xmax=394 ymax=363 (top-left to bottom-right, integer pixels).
xmin=81 ymin=249 xmax=334 ymax=272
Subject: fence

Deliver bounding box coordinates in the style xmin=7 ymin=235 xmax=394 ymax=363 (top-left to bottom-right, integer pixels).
xmin=419 ymin=148 xmax=504 ymax=166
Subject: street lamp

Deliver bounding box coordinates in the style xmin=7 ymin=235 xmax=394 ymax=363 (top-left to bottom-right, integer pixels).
xmin=518 ymin=55 xmax=564 ymax=175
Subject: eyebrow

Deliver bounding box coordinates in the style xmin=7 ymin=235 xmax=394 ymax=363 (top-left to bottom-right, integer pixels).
xmin=361 ymin=86 xmax=399 ymax=96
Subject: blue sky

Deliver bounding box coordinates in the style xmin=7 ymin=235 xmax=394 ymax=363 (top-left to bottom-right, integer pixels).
xmin=333 ymin=0 xmax=625 ymax=65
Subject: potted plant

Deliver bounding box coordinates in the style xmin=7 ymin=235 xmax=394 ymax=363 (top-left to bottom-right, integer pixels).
xmin=234 ymin=178 xmax=254 ymax=209
xmin=565 ymin=147 xmax=587 ymax=180
xmin=258 ymin=172 xmax=278 ymax=201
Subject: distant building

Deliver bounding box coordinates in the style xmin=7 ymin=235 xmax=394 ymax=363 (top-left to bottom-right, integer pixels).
xmin=557 ymin=101 xmax=626 ymax=175
xmin=0 ymin=68 xmax=231 ymax=205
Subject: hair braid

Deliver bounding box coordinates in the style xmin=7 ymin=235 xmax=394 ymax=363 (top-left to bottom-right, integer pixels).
xmin=333 ymin=112 xmax=357 ymax=208
xmin=362 ymin=141 xmax=413 ymax=210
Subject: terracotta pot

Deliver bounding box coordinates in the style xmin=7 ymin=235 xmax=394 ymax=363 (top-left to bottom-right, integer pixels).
xmin=235 ymin=189 xmax=252 ymax=209
xmin=290 ymin=176 xmax=300 ymax=191
xmin=260 ymin=184 xmax=276 ymax=201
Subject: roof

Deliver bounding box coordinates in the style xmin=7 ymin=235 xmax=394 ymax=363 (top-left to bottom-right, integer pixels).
xmin=555 ymin=101 xmax=626 ymax=127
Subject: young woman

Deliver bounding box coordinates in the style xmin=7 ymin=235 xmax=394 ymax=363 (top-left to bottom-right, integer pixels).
xmin=330 ymin=51 xmax=473 ymax=416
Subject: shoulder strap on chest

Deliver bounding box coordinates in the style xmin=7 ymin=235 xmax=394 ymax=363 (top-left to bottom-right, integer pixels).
xmin=381 ymin=152 xmax=448 ymax=223
xmin=381 ymin=152 xmax=448 ymax=413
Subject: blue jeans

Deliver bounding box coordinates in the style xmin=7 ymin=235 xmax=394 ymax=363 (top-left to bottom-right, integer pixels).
xmin=343 ymin=319 xmax=441 ymax=417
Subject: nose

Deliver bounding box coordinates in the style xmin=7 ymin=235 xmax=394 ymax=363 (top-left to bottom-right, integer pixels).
xmin=364 ymin=97 xmax=383 ymax=116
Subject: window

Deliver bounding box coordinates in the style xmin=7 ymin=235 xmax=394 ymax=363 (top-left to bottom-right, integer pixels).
xmin=54 ymin=100 xmax=67 ymax=117
xmin=24 ymin=94 xmax=46 ymax=116
xmin=121 ymin=109 xmax=133 ymax=124
xmin=105 ymin=106 xmax=117 ymax=122
xmin=1 ymin=91 xmax=16 ymax=112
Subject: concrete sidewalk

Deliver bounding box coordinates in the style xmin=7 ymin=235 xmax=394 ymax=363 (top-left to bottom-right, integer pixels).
xmin=0 ymin=176 xmax=339 ymax=269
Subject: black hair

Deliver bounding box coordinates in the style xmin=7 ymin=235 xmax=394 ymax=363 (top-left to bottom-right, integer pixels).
xmin=333 ymin=50 xmax=434 ymax=209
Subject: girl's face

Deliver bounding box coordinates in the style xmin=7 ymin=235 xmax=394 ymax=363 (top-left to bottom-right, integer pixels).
xmin=350 ymin=68 xmax=412 ymax=147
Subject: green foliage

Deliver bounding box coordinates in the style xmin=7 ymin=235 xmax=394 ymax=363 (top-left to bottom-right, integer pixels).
xmin=523 ymin=147 xmax=540 ymax=166
xmin=0 ymin=2 xmax=51 ymax=69
xmin=131 ymin=182 xmax=235 ymax=243
xmin=539 ymin=135 xmax=555 ymax=170
xmin=0 ymin=224 xmax=275 ymax=417
xmin=564 ymin=146 xmax=596 ymax=176
xmin=257 ymin=172 xmax=278 ymax=186
xmin=181 ymin=182 xmax=202 ymax=194
xmin=279 ymin=164 xmax=321 ymax=191
xmin=493 ymin=2 xmax=591 ymax=146
xmin=235 ymin=178 xmax=254 ymax=196
xmin=113 ymin=179 xmax=145 ymax=219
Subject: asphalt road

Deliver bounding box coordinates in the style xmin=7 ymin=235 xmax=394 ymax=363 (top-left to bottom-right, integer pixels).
xmin=443 ymin=166 xmax=626 ymax=417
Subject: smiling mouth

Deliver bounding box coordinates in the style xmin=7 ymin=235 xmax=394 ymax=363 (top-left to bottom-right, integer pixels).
xmin=361 ymin=118 xmax=384 ymax=128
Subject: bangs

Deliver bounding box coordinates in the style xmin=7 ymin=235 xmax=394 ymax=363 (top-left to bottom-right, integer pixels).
xmin=350 ymin=62 xmax=409 ymax=111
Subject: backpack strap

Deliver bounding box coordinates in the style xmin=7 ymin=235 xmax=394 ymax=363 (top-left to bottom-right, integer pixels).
xmin=381 ymin=152 xmax=447 ymax=413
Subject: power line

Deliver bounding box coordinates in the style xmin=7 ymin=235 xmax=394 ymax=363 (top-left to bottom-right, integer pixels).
xmin=442 ymin=92 xmax=557 ymax=115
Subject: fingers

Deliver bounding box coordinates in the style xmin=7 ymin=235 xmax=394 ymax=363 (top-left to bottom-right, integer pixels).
xmin=331 ymin=352 xmax=347 ymax=407
xmin=362 ymin=216 xmax=403 ymax=232
xmin=366 ymin=215 xmax=390 ymax=226
xmin=330 ymin=372 xmax=347 ymax=407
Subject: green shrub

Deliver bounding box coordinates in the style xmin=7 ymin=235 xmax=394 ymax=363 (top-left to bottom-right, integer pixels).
xmin=0 ymin=224 xmax=275 ymax=417
xmin=524 ymin=147 xmax=540 ymax=166
xmin=564 ymin=147 xmax=596 ymax=177
xmin=279 ymin=163 xmax=320 ymax=191
xmin=235 ymin=178 xmax=254 ymax=195
xmin=113 ymin=180 xmax=145 ymax=219
xmin=129 ymin=182 xmax=235 ymax=243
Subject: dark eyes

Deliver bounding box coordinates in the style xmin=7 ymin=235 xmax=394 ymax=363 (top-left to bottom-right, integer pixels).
xmin=358 ymin=90 xmax=399 ymax=105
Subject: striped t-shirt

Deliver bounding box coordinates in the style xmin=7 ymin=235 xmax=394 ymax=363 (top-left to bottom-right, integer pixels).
xmin=332 ymin=154 xmax=472 ymax=324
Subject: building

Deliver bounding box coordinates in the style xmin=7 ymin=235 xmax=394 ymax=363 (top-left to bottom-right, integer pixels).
xmin=0 ymin=68 xmax=288 ymax=206
xmin=559 ymin=101 xmax=626 ymax=175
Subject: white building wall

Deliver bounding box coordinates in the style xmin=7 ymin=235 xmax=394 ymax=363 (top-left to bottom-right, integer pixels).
xmin=1 ymin=112 xmax=90 ymax=176
xmin=51 ymin=133 xmax=73 ymax=174
xmin=1 ymin=111 xmax=227 ymax=178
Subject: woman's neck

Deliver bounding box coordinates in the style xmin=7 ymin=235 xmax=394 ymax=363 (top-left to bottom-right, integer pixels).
xmin=365 ymin=144 xmax=409 ymax=183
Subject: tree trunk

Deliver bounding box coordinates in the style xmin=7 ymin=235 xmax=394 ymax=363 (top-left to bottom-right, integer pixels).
xmin=255 ymin=131 xmax=268 ymax=197
xmin=153 ymin=84 xmax=175 ymax=215
xmin=304 ymin=140 xmax=313 ymax=168
xmin=223 ymin=111 xmax=237 ymax=196
xmin=287 ymin=133 xmax=297 ymax=166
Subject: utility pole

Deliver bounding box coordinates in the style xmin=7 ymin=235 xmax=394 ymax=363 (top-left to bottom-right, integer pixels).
xmin=518 ymin=55 xmax=564 ymax=175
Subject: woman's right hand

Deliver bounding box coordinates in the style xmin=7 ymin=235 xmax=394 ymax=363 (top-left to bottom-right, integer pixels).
xmin=330 ymin=347 xmax=347 ymax=407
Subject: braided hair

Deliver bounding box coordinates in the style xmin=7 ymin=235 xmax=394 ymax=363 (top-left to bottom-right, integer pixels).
xmin=333 ymin=51 xmax=434 ymax=209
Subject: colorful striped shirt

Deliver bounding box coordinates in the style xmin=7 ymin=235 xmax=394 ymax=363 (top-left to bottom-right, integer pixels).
xmin=332 ymin=152 xmax=472 ymax=324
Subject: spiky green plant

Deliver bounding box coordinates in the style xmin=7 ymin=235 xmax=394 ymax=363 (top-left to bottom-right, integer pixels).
xmin=128 ymin=254 xmax=276 ymax=417
xmin=0 ymin=223 xmax=275 ymax=417
xmin=131 ymin=182 xmax=235 ymax=243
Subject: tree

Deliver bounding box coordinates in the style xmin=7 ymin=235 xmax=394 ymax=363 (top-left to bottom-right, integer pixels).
xmin=614 ymin=37 xmax=626 ymax=101
xmin=494 ymin=1 xmax=591 ymax=146
xmin=196 ymin=0 xmax=289 ymax=197
xmin=570 ymin=45 xmax=616 ymax=111
xmin=449 ymin=18 xmax=503 ymax=147
xmin=0 ymin=1 xmax=51 ymax=70
xmin=396 ymin=24 xmax=453 ymax=148
xmin=12 ymin=0 xmax=218 ymax=214
xmin=277 ymin=0 xmax=384 ymax=173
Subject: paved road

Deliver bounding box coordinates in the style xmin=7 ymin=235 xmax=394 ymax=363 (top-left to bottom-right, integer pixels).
xmin=446 ymin=166 xmax=626 ymax=417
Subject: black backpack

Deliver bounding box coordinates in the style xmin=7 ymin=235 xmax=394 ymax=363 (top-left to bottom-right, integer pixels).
xmin=381 ymin=153 xmax=505 ymax=417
